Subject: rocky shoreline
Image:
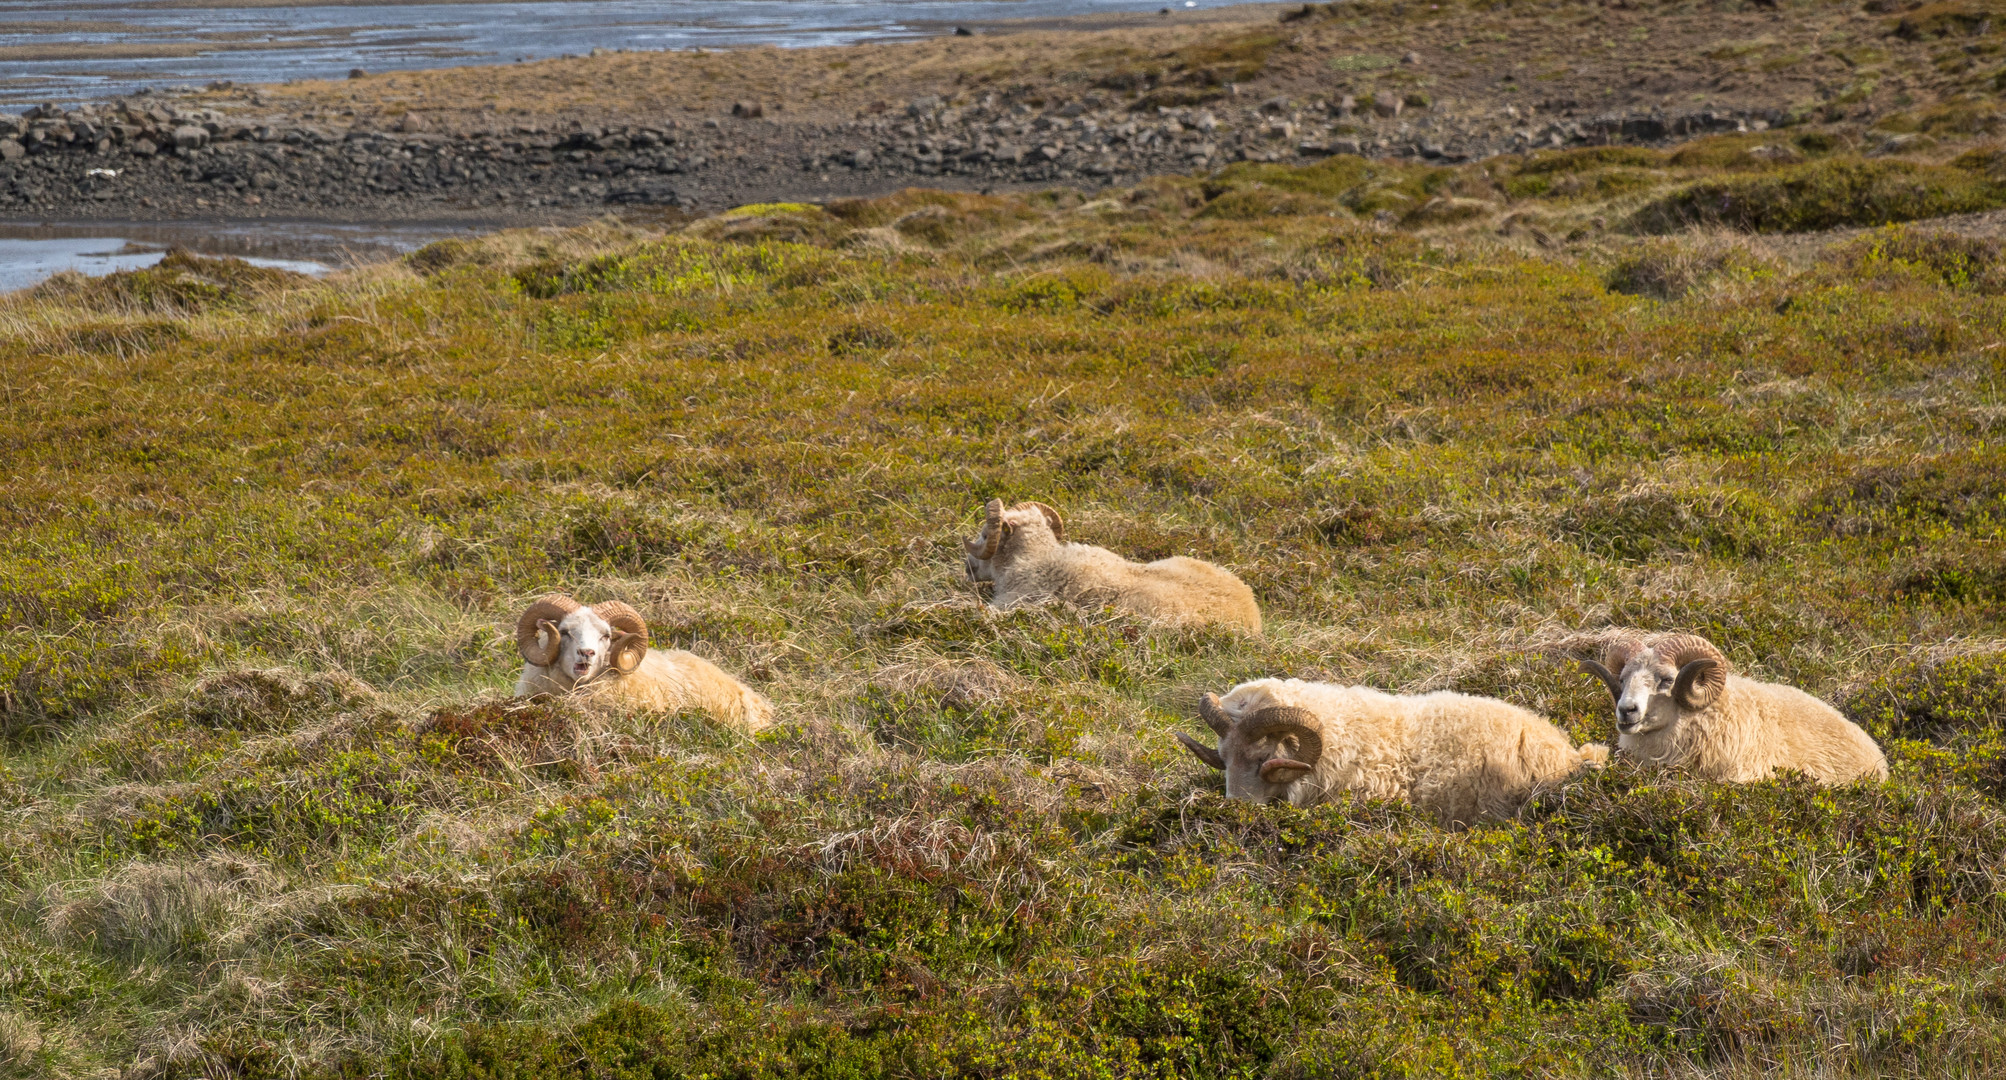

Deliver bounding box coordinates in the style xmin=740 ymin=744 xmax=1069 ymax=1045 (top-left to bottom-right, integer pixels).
xmin=1 ymin=90 xmax=1794 ymax=222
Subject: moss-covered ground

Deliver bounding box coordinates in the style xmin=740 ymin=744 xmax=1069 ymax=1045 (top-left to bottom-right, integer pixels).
xmin=7 ymin=156 xmax=2006 ymax=1077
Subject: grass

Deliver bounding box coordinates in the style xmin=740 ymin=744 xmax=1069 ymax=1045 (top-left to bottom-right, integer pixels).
xmin=6 ymin=152 xmax=2006 ymax=1077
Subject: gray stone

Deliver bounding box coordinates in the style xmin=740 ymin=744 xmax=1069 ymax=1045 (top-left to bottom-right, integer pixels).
xmin=731 ymin=100 xmax=763 ymax=118
xmin=173 ymin=125 xmax=208 ymax=149
xmin=131 ymin=138 xmax=158 ymax=156
xmin=0 ymin=139 xmax=20 ymax=162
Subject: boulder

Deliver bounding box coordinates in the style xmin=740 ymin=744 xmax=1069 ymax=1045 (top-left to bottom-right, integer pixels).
xmin=731 ymin=100 xmax=763 ymax=118
xmin=0 ymin=139 xmax=21 ymax=162
xmin=396 ymin=112 xmax=427 ymax=133
xmin=173 ymin=125 xmax=208 ymax=149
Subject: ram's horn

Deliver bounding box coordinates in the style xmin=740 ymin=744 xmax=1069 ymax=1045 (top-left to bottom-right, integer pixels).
xmin=1026 ymin=501 xmax=1065 ymax=542
xmin=1601 ymin=636 xmax=1644 ymax=681
xmin=1197 ymin=692 xmax=1234 ymax=736
xmin=1578 ymin=660 xmax=1623 ymax=702
xmin=1236 ymin=706 xmax=1325 ymax=771
xmin=967 ymin=498 xmax=1006 ymax=560
xmin=593 ymin=601 xmax=651 ymax=674
xmin=1658 ymin=633 xmax=1728 ymax=710
xmin=516 ymin=594 xmax=580 ymax=667
xmin=1175 ymin=731 xmax=1225 ymax=770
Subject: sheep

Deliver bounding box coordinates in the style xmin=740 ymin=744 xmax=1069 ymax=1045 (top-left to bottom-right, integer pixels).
xmin=962 ymin=499 xmax=1262 ymax=633
xmin=1578 ymin=632 xmax=1887 ymax=784
xmin=514 ymin=594 xmax=773 ymax=731
xmin=1175 ymin=677 xmax=1609 ymax=826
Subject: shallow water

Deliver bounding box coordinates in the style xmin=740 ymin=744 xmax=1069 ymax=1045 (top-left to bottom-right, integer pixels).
xmin=0 ymin=218 xmax=474 ymax=293
xmin=2 ymin=0 xmax=1245 ymax=106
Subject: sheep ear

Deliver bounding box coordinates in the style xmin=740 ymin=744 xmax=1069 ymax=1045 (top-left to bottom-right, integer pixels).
xmin=1260 ymin=757 xmax=1314 ymax=784
xmin=1197 ymin=692 xmax=1233 ymax=736
xmin=1578 ymin=660 xmax=1621 ymax=702
xmin=1175 ymin=732 xmax=1225 ymax=770
xmin=1672 ymin=658 xmax=1721 ymax=710
xmin=609 ymin=632 xmax=647 ymax=674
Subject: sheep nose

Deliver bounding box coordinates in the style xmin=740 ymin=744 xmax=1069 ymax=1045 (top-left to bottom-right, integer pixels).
xmin=1617 ymin=702 xmax=1640 ymax=721
xmin=577 ymin=648 xmax=595 ymax=659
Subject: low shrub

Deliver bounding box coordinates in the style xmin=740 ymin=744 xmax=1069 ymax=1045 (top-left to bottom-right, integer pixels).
xmin=1630 ymin=158 xmax=2006 ymax=233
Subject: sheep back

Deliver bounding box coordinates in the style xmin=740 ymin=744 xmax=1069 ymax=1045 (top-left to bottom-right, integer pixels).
xmin=1631 ymin=675 xmax=1886 ymax=784
xmin=1005 ymin=544 xmax=1262 ymax=632
xmin=1224 ymin=678 xmax=1602 ymax=825
xmin=521 ymin=651 xmax=773 ymax=731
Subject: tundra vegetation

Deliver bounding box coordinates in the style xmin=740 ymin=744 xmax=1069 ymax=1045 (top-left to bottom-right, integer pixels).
xmin=7 ymin=148 xmax=2006 ymax=1078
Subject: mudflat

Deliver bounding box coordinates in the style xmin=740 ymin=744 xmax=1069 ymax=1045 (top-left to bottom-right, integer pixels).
xmin=2 ymin=0 xmax=2002 ymax=222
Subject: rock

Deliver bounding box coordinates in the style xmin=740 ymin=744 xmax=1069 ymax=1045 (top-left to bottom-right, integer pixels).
xmin=1038 ymin=144 xmax=1062 ymax=161
xmin=844 ymin=147 xmax=873 ymax=168
xmin=1621 ymin=117 xmax=1666 ymax=141
xmin=0 ymin=139 xmax=20 ymax=162
xmin=131 ymin=138 xmax=158 ymax=156
xmin=1298 ymin=141 xmax=1336 ymax=157
xmin=1371 ymin=97 xmax=1403 ymax=119
xmin=732 ymin=100 xmax=764 ymax=118
xmin=1403 ymin=50 xmax=1422 ymax=65
xmin=1259 ymin=96 xmax=1291 ymax=116
xmin=954 ymin=26 xmax=973 ymax=35
xmin=348 ymin=68 xmax=367 ymax=79
xmin=396 ymin=112 xmax=427 ymax=133
xmin=173 ymin=125 xmax=209 ymax=149
xmin=907 ymin=96 xmax=941 ymax=117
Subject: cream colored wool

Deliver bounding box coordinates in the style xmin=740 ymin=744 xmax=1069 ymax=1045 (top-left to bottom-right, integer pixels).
xmin=513 ymin=594 xmax=773 ymax=731
xmin=1179 ymin=677 xmax=1609 ymax=827
xmin=1582 ymin=632 xmax=1886 ymax=785
xmin=962 ymin=499 xmax=1262 ymax=633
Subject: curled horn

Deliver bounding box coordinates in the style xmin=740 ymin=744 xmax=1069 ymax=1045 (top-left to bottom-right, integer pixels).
xmin=1601 ymin=636 xmax=1643 ymax=679
xmin=1656 ymin=633 xmax=1728 ymax=711
xmin=967 ymin=499 xmax=1006 ymax=560
xmin=1197 ymin=692 xmax=1234 ymax=736
xmin=516 ymin=595 xmax=580 ymax=667
xmin=1026 ymin=501 xmax=1065 ymax=542
xmin=592 ymin=601 xmax=651 ymax=674
xmin=1238 ymin=706 xmax=1324 ymax=779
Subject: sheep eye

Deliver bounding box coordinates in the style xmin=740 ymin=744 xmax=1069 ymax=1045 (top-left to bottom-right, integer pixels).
xmin=1656 ymin=678 xmax=1672 ymax=691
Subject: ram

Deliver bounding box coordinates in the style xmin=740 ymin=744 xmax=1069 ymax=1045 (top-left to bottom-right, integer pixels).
xmin=1176 ymin=677 xmax=1607 ymax=826
xmin=1579 ymin=632 xmax=1887 ymax=784
xmin=514 ymin=594 xmax=773 ymax=730
xmin=962 ymin=499 xmax=1262 ymax=632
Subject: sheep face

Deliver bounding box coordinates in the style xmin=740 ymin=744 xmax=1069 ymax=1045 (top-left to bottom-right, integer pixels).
xmin=1176 ymin=692 xmax=1324 ymax=804
xmin=1581 ymin=633 xmax=1729 ymax=737
xmin=515 ymin=595 xmax=651 ymax=692
xmin=963 ymin=499 xmax=1066 ymax=585
xmin=547 ymin=607 xmax=617 ymax=688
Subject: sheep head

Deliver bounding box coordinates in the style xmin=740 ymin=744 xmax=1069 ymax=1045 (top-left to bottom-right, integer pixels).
xmin=1177 ymin=692 xmax=1325 ymax=803
xmin=1584 ymin=632 xmax=1730 ymax=737
xmin=514 ymin=595 xmax=651 ymax=690
xmin=963 ymin=499 xmax=1067 ymax=585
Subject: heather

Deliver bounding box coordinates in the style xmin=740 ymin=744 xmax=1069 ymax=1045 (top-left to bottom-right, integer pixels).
xmin=4 ymin=161 xmax=2006 ymax=1077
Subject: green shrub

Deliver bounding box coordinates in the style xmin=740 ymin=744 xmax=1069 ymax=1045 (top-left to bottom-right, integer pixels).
xmin=1631 ymin=159 xmax=2006 ymax=233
